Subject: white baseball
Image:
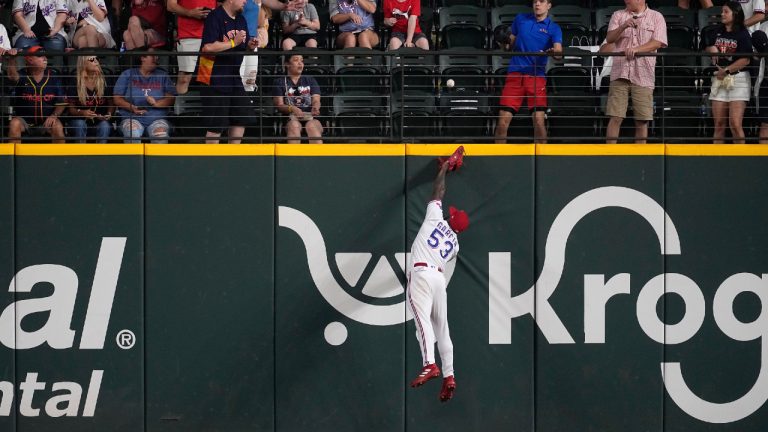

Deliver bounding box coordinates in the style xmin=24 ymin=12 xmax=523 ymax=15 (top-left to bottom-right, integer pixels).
xmin=446 ymin=79 xmax=455 ymax=88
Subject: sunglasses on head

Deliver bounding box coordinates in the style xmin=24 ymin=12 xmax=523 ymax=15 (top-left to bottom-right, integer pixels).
xmin=87 ymin=57 xmax=99 ymax=63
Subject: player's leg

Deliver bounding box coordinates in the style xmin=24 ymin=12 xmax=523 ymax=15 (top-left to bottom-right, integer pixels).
xmin=431 ymin=282 xmax=453 ymax=378
xmin=407 ymin=271 xmax=436 ymax=368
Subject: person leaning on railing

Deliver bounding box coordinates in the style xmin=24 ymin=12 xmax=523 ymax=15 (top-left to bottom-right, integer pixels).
xmin=494 ymin=0 xmax=562 ymax=144
xmin=604 ymin=0 xmax=667 ymax=144
xmin=704 ymin=1 xmax=752 ymax=144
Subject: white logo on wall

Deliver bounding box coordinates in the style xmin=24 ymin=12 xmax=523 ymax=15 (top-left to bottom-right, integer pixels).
xmin=278 ymin=206 xmax=456 ymax=346
xmin=0 ymin=237 xmax=127 ymax=418
xmin=488 ymin=186 xmax=767 ymax=424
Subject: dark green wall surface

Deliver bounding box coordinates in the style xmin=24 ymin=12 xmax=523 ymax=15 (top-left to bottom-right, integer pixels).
xmin=0 ymin=147 xmax=766 ymax=431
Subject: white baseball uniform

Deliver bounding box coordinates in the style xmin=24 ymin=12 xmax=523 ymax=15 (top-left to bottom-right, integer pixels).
xmin=407 ymin=199 xmax=459 ymax=377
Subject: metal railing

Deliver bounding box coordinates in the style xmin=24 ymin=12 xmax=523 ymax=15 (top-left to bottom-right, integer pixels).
xmin=0 ymin=48 xmax=762 ymax=143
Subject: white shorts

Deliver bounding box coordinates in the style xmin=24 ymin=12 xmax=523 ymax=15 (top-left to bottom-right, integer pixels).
xmin=709 ymin=71 xmax=751 ymax=102
xmin=176 ymin=38 xmax=202 ymax=73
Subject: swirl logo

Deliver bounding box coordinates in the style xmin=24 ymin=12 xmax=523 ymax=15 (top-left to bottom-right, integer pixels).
xmin=278 ymin=206 xmax=456 ymax=345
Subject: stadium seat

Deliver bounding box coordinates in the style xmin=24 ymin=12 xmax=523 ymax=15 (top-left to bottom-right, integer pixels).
xmin=656 ymin=7 xmax=696 ymax=50
xmin=437 ymin=5 xmax=489 ymax=49
xmin=438 ymin=50 xmax=489 ymax=94
xmin=546 ymin=66 xmax=598 ymax=142
xmin=438 ymin=89 xmax=490 ymax=140
xmin=173 ymin=90 xmax=204 ymax=141
xmin=391 ymin=93 xmax=438 ymax=140
xmin=388 ymin=48 xmax=436 ymax=95
xmin=334 ymin=49 xmax=386 ymax=94
xmin=438 ymin=0 xmax=488 ymax=6
xmin=332 ymin=92 xmax=388 ymax=138
xmin=654 ymin=91 xmax=703 ymax=143
xmin=490 ymin=5 xmax=530 ymax=41
xmin=549 ymin=5 xmax=593 ymax=46
xmin=595 ymin=6 xmax=623 ymax=42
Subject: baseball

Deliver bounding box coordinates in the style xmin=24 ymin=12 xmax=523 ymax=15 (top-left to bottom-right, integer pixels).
xmin=446 ymin=79 xmax=455 ymax=88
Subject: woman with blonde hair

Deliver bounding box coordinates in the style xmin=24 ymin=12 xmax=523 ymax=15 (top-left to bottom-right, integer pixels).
xmin=67 ymin=55 xmax=114 ymax=142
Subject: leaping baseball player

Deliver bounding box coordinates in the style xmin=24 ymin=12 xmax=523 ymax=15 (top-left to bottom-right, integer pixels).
xmin=408 ymin=146 xmax=468 ymax=402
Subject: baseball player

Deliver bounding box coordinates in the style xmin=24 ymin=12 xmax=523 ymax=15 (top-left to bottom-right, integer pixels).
xmin=408 ymin=150 xmax=469 ymax=402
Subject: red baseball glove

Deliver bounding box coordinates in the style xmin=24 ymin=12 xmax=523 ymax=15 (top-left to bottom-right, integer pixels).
xmin=438 ymin=146 xmax=465 ymax=171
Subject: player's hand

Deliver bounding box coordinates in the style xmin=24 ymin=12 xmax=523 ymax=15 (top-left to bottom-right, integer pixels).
xmin=624 ymin=47 xmax=637 ymax=60
xmin=189 ymin=7 xmax=210 ymax=20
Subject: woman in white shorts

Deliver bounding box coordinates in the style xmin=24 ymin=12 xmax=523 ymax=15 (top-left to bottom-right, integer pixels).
xmin=705 ymin=1 xmax=753 ymax=143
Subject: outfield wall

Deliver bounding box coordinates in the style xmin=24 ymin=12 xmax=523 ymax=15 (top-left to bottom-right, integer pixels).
xmin=0 ymin=143 xmax=766 ymax=432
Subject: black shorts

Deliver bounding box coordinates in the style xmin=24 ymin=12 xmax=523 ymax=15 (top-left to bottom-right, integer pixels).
xmin=284 ymin=33 xmax=318 ymax=47
xmin=200 ymin=85 xmax=252 ymax=133
xmin=760 ymin=85 xmax=768 ymax=122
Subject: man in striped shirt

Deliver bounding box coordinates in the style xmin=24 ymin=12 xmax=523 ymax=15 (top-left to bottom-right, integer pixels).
xmin=604 ymin=0 xmax=667 ymax=144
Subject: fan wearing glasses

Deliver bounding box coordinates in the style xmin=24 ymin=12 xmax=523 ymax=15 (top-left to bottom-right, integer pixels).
xmin=67 ymin=56 xmax=115 ymax=142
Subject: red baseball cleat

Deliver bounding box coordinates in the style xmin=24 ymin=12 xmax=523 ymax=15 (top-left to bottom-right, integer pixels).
xmin=446 ymin=146 xmax=464 ymax=171
xmin=439 ymin=375 xmax=456 ymax=402
xmin=410 ymin=363 xmax=441 ymax=388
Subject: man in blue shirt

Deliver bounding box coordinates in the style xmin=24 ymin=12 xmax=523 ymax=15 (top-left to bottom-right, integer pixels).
xmin=494 ymin=0 xmax=562 ymax=144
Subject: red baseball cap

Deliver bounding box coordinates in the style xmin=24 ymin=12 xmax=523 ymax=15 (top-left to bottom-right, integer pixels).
xmin=448 ymin=206 xmax=469 ymax=234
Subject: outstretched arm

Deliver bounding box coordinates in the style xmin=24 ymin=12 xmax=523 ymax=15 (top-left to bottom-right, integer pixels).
xmin=430 ymin=163 xmax=449 ymax=201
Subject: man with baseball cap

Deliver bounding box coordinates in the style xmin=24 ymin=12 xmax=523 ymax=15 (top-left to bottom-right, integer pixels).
xmin=408 ymin=146 xmax=468 ymax=403
xmin=6 ymin=45 xmax=67 ymax=143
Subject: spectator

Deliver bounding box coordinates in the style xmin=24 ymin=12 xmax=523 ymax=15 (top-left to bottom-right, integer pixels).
xmin=167 ymin=0 xmax=214 ymax=94
xmin=678 ymin=0 xmax=712 ymax=9
xmin=0 ymin=24 xmax=18 ymax=74
xmin=330 ymin=0 xmax=378 ymax=49
xmin=113 ymin=49 xmax=176 ymax=143
xmin=273 ymin=53 xmax=323 ymax=143
xmin=383 ymin=0 xmax=428 ymax=50
xmin=494 ymin=0 xmax=562 ymax=144
xmin=705 ymin=1 xmax=751 ymax=144
xmin=196 ymin=0 xmax=260 ymax=144
xmin=753 ymin=30 xmax=768 ymax=143
xmin=113 ymin=0 xmax=167 ymax=50
xmin=604 ymin=0 xmax=667 ymax=144
xmin=67 ymin=55 xmax=114 ymax=142
xmin=11 ymin=0 xmax=69 ymax=51
xmin=739 ymin=0 xmax=764 ymax=33
xmin=243 ymin=0 xmax=269 ymax=48
xmin=66 ymin=0 xmax=116 ymax=49
xmin=6 ymin=46 xmax=67 ymax=143
xmin=281 ymin=0 xmax=320 ymax=50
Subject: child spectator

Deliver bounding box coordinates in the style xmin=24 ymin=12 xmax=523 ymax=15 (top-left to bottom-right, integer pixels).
xmin=281 ymin=0 xmax=320 ymax=50
xmin=383 ymin=0 xmax=428 ymax=50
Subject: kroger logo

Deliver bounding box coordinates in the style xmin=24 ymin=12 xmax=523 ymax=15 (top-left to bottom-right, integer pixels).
xmin=281 ymin=186 xmax=766 ymax=425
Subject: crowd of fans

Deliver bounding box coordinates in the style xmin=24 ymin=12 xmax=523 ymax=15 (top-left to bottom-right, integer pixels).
xmin=0 ymin=0 xmax=767 ymax=143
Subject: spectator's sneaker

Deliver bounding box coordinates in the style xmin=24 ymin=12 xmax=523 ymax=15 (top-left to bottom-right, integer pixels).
xmin=439 ymin=375 xmax=456 ymax=402
xmin=410 ymin=363 xmax=441 ymax=388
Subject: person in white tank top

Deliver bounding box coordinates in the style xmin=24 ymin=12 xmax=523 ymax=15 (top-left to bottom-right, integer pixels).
xmin=407 ymin=161 xmax=469 ymax=403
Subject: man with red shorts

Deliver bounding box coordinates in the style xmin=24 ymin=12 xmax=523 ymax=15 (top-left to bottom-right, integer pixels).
xmin=494 ymin=0 xmax=562 ymax=144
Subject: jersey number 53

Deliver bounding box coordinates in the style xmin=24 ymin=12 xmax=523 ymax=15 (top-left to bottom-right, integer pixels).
xmin=427 ymin=228 xmax=454 ymax=259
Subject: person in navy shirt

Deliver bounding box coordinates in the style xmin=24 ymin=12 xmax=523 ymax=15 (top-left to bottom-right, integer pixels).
xmin=494 ymin=0 xmax=562 ymax=144
xmin=196 ymin=0 xmax=260 ymax=144
xmin=6 ymin=45 xmax=67 ymax=143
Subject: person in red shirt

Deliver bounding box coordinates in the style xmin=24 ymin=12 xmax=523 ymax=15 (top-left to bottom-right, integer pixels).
xmin=113 ymin=0 xmax=167 ymax=50
xmin=383 ymin=0 xmax=428 ymax=50
xmin=167 ymin=0 xmax=215 ymax=94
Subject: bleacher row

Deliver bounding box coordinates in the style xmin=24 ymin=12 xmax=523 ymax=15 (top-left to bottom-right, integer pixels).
xmin=0 ymin=0 xmax=750 ymax=142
